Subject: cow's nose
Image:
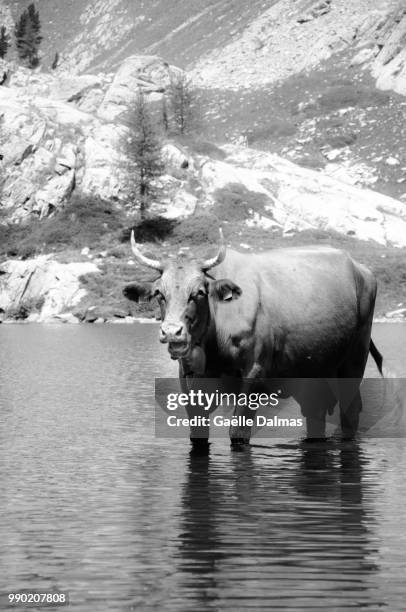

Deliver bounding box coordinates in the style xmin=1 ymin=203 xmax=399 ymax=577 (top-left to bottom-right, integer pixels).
xmin=174 ymin=325 xmax=184 ymax=337
xmin=160 ymin=323 xmax=184 ymax=342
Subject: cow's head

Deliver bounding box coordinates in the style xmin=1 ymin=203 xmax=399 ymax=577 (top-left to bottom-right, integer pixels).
xmin=123 ymin=229 xmax=242 ymax=359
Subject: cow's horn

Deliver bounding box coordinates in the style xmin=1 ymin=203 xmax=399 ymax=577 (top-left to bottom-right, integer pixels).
xmin=201 ymin=228 xmax=226 ymax=271
xmin=130 ymin=231 xmax=163 ymax=271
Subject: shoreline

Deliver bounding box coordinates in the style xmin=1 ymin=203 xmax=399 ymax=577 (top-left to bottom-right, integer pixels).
xmin=1 ymin=317 xmax=405 ymax=326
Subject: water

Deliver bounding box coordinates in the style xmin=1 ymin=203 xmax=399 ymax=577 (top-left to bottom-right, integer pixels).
xmin=0 ymin=323 xmax=405 ymax=611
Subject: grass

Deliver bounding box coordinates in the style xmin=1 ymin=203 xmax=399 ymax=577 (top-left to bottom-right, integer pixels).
xmin=72 ymin=216 xmax=406 ymax=320
xmin=0 ymin=195 xmax=129 ymax=259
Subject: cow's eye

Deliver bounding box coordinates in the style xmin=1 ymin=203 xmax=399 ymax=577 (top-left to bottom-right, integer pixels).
xmin=189 ymin=288 xmax=206 ymax=302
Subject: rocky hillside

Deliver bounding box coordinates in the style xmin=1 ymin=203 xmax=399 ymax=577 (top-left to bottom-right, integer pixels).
xmin=1 ymin=0 xmax=406 ymax=323
xmin=3 ymin=0 xmax=406 ymax=93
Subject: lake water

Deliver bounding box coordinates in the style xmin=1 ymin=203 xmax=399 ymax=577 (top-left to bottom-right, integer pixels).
xmin=0 ymin=322 xmax=405 ymax=611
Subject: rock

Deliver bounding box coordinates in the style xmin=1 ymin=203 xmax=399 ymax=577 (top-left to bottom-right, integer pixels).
xmin=84 ymin=308 xmax=99 ymax=323
xmin=113 ymin=309 xmax=128 ymax=319
xmin=385 ymin=308 xmax=406 ymax=319
xmin=246 ymin=212 xmax=281 ymax=230
xmin=350 ymin=47 xmax=376 ymax=67
xmin=81 ymin=247 xmax=90 ymax=256
xmin=50 ymin=74 xmax=106 ymax=108
xmin=162 ymin=143 xmax=192 ymax=177
xmin=97 ymin=55 xmax=184 ymax=122
xmin=34 ymin=170 xmax=76 ymax=218
xmin=0 ymin=257 xmax=98 ymax=322
xmin=297 ymin=0 xmax=331 ymax=23
xmin=325 ymin=149 xmax=342 ymax=161
xmin=52 ymin=312 xmax=80 ymax=324
xmin=55 ymin=143 xmax=77 ymax=173
xmin=161 ymin=190 xmax=197 ymax=219
xmin=80 ymin=123 xmax=128 ymax=200
xmin=200 ymin=145 xmax=406 ymax=248
xmin=372 ymin=10 xmax=406 ymax=96
xmin=385 ymin=156 xmax=400 ymax=166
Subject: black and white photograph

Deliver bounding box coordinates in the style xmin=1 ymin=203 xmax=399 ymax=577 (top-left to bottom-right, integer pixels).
xmin=1 ymin=1 xmax=406 ymax=610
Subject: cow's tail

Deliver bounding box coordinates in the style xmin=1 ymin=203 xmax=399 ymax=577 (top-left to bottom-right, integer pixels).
xmin=369 ymin=339 xmax=384 ymax=377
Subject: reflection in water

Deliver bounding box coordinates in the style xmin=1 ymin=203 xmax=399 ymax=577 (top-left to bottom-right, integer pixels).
xmin=175 ymin=443 xmax=385 ymax=611
xmin=0 ymin=324 xmax=405 ymax=610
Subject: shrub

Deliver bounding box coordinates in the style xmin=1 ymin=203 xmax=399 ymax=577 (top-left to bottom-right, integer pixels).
xmin=318 ymin=85 xmax=389 ymax=112
xmin=0 ymin=195 xmax=127 ymax=258
xmin=120 ymin=216 xmax=177 ymax=244
xmin=213 ymin=184 xmax=270 ymax=221
xmin=323 ymin=132 xmax=357 ymax=149
xmin=176 ymin=136 xmax=226 ymax=160
xmin=171 ymin=212 xmax=220 ymax=245
xmin=245 ymin=119 xmax=296 ymax=145
xmin=77 ymin=260 xmax=158 ymax=320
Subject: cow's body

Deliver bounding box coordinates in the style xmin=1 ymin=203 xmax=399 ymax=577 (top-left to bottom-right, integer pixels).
xmin=124 ymin=235 xmax=383 ymax=447
xmin=184 ymin=246 xmax=375 ymax=379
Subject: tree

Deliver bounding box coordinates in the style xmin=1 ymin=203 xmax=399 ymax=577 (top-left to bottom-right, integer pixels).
xmin=14 ymin=3 xmax=42 ymax=69
xmin=0 ymin=26 xmax=10 ymax=59
xmin=51 ymin=52 xmax=59 ymax=70
xmin=126 ymin=89 xmax=164 ymax=219
xmin=167 ymin=71 xmax=195 ymax=134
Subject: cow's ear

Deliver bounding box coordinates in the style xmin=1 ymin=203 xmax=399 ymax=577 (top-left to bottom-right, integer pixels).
xmin=123 ymin=282 xmax=154 ymax=303
xmin=210 ymin=279 xmax=242 ymax=302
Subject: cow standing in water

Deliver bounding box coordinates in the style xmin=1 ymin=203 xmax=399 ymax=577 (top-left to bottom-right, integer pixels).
xmin=124 ymin=230 xmax=383 ymax=450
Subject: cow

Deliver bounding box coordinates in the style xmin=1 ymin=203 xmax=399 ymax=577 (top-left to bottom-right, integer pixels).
xmin=123 ymin=229 xmax=384 ymax=450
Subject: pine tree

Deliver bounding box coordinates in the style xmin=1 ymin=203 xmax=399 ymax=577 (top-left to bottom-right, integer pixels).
xmin=14 ymin=3 xmax=42 ymax=69
xmin=167 ymin=71 xmax=195 ymax=134
xmin=0 ymin=26 xmax=11 ymax=59
xmin=126 ymin=89 xmax=164 ymax=219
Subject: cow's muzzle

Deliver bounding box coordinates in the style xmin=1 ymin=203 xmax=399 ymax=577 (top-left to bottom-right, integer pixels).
xmin=160 ymin=322 xmax=190 ymax=358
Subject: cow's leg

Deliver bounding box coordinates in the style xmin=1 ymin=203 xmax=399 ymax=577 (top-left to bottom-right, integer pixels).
xmin=296 ymin=380 xmax=337 ymax=441
xmin=229 ymin=403 xmax=255 ymax=447
xmin=229 ymin=362 xmax=262 ymax=448
xmin=339 ymin=384 xmax=362 ymax=439
xmin=185 ymin=401 xmax=211 ymax=452
xmin=337 ymin=321 xmax=372 ymax=439
xmin=179 ymin=365 xmax=210 ymax=452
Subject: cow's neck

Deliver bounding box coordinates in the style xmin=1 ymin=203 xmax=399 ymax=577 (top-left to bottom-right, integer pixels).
xmin=179 ymin=301 xmax=214 ymax=377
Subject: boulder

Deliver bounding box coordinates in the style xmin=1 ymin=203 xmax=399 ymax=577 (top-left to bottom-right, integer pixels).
xmin=80 ymin=123 xmax=128 ymax=200
xmin=297 ymin=0 xmax=331 ymax=23
xmin=0 ymin=79 xmax=131 ymax=213
xmin=161 ymin=190 xmax=197 ymax=219
xmin=371 ymin=9 xmax=406 ymax=96
xmin=34 ymin=170 xmax=76 ymax=218
xmin=350 ymin=47 xmax=376 ymax=67
xmin=162 ymin=143 xmax=192 ymax=178
xmin=0 ymin=256 xmax=98 ymax=321
xmin=97 ymin=55 xmax=184 ymax=122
